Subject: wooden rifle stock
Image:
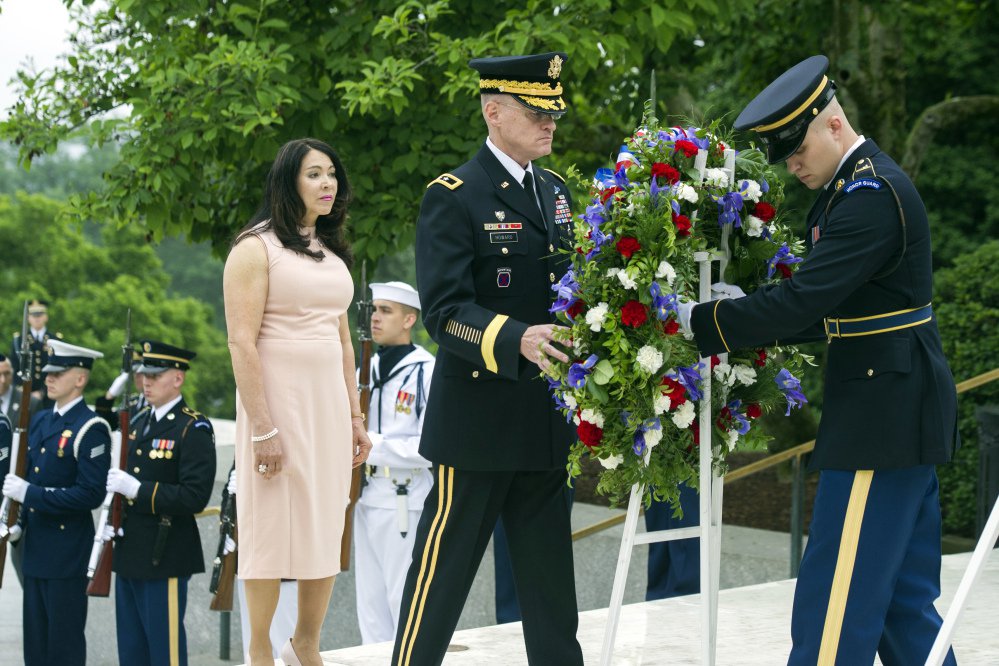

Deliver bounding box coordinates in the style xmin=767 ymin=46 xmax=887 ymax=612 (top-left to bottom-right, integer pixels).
xmin=0 ymin=310 xmax=37 ymax=589
xmin=209 ymin=522 xmax=237 ymax=611
xmin=341 ymin=265 xmax=374 ymax=572
xmin=87 ymin=408 xmax=130 ymax=596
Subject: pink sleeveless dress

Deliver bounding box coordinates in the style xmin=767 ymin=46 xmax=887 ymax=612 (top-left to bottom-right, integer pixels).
xmin=234 ymin=226 xmax=354 ymax=579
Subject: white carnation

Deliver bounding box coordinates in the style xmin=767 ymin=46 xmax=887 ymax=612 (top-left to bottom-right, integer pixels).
xmin=599 ymin=454 xmax=624 ymax=470
xmin=713 ymin=362 xmax=735 ymax=387
xmin=731 ymin=364 xmax=757 ymax=387
xmin=580 ymin=408 xmax=605 ymax=428
xmin=564 ymin=393 xmax=578 ymax=411
xmin=726 ymin=429 xmax=739 ymax=451
xmin=617 ymin=268 xmax=638 ymax=290
xmin=744 ymin=214 xmax=765 ymax=238
xmin=740 ymin=179 xmax=762 ymax=202
xmin=644 ymin=428 xmax=663 ymax=450
xmin=704 ymin=168 xmax=729 ymax=187
xmin=671 ymin=401 xmax=696 ymax=429
xmin=654 ymin=393 xmax=672 ymax=415
xmin=636 ymin=345 xmax=664 ymax=374
xmin=655 ymin=260 xmax=677 ymax=286
xmin=586 ymin=302 xmax=609 ymax=332
xmin=572 ymin=336 xmax=587 ymax=354
xmin=676 ymin=183 xmax=698 ymax=203
xmin=605 ymin=267 xmax=620 ymax=278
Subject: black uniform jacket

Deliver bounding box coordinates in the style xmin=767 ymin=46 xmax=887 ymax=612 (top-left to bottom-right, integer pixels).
xmin=690 ymin=139 xmax=958 ymax=471
xmin=10 ymin=330 xmax=62 ymax=393
xmin=112 ymin=398 xmax=216 ymax=579
xmin=416 ymin=143 xmax=575 ymax=471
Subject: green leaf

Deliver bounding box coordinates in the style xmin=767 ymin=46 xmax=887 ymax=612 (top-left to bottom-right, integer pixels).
xmin=592 ymin=359 xmax=615 ymax=385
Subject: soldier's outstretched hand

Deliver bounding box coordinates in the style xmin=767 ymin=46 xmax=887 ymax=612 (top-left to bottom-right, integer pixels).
xmin=520 ymin=324 xmax=570 ymax=373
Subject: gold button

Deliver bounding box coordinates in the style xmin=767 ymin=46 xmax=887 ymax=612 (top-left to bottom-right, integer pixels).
xmin=60 ymin=524 xmax=65 ymax=530
xmin=29 ymin=508 xmax=34 ymax=513
xmin=128 ymin=500 xmax=134 ymax=506
xmin=133 ymin=467 xmax=141 ymax=473
xmin=33 ymin=466 xmax=39 ymax=473
xmin=40 ymin=447 xmax=45 ymax=453
xmin=501 ymin=247 xmax=509 ymax=255
xmin=136 ymin=450 xmax=142 ymax=456
xmin=472 ymin=371 xmax=479 ymax=378
xmin=549 ymin=244 xmax=555 ymax=252
xmin=550 ymin=273 xmax=556 ymax=282
xmin=867 ymin=369 xmax=874 ymax=377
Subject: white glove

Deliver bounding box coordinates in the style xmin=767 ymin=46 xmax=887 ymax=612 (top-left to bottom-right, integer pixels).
xmin=106 ymin=469 xmax=141 ymax=500
xmin=2 ymin=474 xmax=29 ymax=504
xmin=106 ymin=371 xmax=131 ymax=399
xmin=8 ymin=524 xmax=22 ymax=543
xmin=710 ymin=281 xmax=746 ymax=300
xmin=100 ymin=524 xmax=116 ymax=542
xmin=677 ymin=300 xmax=695 ymax=336
xmin=223 ymin=535 xmax=237 ymax=555
xmin=227 ymin=469 xmax=236 ymax=495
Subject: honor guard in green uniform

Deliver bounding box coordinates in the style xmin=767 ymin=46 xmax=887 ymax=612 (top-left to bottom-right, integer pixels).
xmin=104 ymin=340 xmax=216 ymax=666
xmin=393 ymin=52 xmax=583 ymax=666
xmin=678 ymin=55 xmax=958 ymax=665
xmin=9 ymin=299 xmax=64 ymax=407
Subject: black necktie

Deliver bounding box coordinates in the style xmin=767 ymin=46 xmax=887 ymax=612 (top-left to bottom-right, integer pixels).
xmin=144 ymin=413 xmax=157 ymax=436
xmin=522 ymin=171 xmax=544 ymax=221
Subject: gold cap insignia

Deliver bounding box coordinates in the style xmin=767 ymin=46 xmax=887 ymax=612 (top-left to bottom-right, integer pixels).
xmin=143 ymin=342 xmax=152 ymax=352
xmin=548 ymin=55 xmax=563 ymax=79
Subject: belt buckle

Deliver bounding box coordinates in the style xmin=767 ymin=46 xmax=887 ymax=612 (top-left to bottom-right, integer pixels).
xmin=825 ymin=317 xmax=839 ymax=344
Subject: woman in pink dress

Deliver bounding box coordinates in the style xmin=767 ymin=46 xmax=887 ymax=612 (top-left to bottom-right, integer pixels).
xmin=223 ymin=138 xmax=371 ymax=666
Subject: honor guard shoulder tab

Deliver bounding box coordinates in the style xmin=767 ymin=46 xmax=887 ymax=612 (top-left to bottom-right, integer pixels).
xmin=428 ymin=173 xmax=463 ymax=190
xmin=543 ymin=168 xmax=565 ymax=183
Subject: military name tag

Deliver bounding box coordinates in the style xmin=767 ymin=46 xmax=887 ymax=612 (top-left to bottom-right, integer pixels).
xmin=483 ymin=222 xmax=522 ymax=231
xmin=489 ymin=231 xmax=518 ymax=243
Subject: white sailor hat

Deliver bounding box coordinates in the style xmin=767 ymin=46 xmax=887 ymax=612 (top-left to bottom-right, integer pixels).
xmin=370 ymin=281 xmax=421 ymax=311
xmin=42 ymin=339 xmax=104 ymax=372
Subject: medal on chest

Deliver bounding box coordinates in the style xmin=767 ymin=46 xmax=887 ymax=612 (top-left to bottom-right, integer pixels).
xmin=395 ymin=390 xmax=415 ymax=415
xmin=57 ymin=429 xmax=72 ymax=458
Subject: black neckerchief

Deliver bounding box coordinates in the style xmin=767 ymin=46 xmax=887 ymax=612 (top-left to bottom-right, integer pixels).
xmin=376 ymin=344 xmax=415 ymax=385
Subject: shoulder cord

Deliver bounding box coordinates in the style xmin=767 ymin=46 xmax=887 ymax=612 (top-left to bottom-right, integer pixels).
xmin=74 ymin=416 xmax=112 ymax=460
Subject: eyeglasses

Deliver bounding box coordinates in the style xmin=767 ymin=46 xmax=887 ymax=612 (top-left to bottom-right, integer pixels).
xmin=495 ymin=101 xmax=563 ymax=124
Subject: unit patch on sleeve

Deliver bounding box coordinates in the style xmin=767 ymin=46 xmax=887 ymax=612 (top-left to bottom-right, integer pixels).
xmin=843 ymin=178 xmax=882 ymax=194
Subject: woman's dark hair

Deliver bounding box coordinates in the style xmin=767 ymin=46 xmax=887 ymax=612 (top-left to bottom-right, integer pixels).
xmin=234 ymin=137 xmax=353 ymax=266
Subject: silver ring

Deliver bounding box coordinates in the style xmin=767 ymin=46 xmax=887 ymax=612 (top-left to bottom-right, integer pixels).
xmin=257 ymin=464 xmax=268 ymax=474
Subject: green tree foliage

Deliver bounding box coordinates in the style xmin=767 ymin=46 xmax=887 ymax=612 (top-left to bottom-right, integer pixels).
xmin=934 ymin=241 xmax=999 ymax=536
xmin=0 ymin=0 xmax=734 ymax=262
xmin=0 ymin=192 xmax=235 ymax=417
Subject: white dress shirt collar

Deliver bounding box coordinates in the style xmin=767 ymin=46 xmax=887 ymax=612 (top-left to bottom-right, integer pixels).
xmin=55 ymin=395 xmax=84 ymax=417
xmin=486 ymin=137 xmax=535 ymax=186
xmin=152 ymin=395 xmax=183 ymax=422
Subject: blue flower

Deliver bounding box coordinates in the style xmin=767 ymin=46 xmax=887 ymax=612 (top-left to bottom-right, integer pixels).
xmin=668 ymin=364 xmax=704 ymax=402
xmin=716 ymin=190 xmax=745 ymax=227
xmin=584 ymin=201 xmax=607 ymax=228
xmin=586 ymin=226 xmax=613 ymax=262
xmin=767 ymin=242 xmax=803 ymax=279
xmin=650 ymin=282 xmax=679 ymax=320
xmin=726 ymin=400 xmax=751 ymax=435
xmin=567 ymin=354 xmax=599 ymax=389
xmin=775 ymin=369 xmax=808 ymax=415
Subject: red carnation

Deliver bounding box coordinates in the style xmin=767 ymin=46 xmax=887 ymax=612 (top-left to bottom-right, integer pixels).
xmin=716 ymin=141 xmax=728 ymax=156
xmin=600 ymin=186 xmax=621 ymax=203
xmin=616 ymin=236 xmax=642 ymax=259
xmin=566 ymin=300 xmax=586 ymax=319
xmin=690 ymin=419 xmax=700 ymax=446
xmin=746 ymin=403 xmax=763 ymax=419
xmin=660 ymin=376 xmax=686 ymax=407
xmin=754 ymin=349 xmax=767 ymax=367
xmin=710 ymin=355 xmax=720 ymax=369
xmin=663 ymin=319 xmax=680 ymax=335
xmin=753 ymin=202 xmax=777 ymax=222
xmin=575 ymin=246 xmax=584 ymax=254
xmin=777 ymin=263 xmax=793 ymax=279
xmin=650 ymin=162 xmax=681 ymax=185
xmin=675 ymin=140 xmax=699 ymax=158
xmin=577 ymin=420 xmax=604 ymax=449
xmin=620 ymin=300 xmax=648 ymax=328
xmin=673 ymin=213 xmax=692 ymax=237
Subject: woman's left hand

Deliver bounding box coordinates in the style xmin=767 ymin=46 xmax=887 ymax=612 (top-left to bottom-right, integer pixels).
xmin=351 ymin=420 xmax=372 ymax=468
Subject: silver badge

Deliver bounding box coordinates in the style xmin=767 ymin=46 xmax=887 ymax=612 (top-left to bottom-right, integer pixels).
xmin=495 ymin=211 xmax=505 ymax=222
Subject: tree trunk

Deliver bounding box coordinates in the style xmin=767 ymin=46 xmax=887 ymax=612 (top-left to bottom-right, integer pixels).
xmin=901 ymin=95 xmax=999 ymax=180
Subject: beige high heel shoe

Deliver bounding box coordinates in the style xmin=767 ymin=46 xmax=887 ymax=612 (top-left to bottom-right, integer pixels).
xmin=280 ymin=638 xmax=303 ymax=666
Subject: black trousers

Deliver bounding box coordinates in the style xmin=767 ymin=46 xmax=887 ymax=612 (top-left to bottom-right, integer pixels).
xmin=392 ymin=465 xmax=583 ymax=666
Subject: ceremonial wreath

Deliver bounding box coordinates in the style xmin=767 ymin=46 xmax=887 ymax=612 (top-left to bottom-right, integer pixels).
xmin=548 ymin=115 xmax=812 ymax=507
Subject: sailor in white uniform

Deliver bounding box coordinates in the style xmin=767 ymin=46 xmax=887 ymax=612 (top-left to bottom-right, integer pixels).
xmin=354 ymin=281 xmax=435 ymax=645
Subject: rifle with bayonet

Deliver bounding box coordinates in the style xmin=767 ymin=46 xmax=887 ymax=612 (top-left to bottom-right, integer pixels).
xmin=87 ymin=309 xmax=133 ymax=596
xmin=0 ymin=302 xmax=37 ymax=587
xmin=209 ymin=463 xmax=237 ymax=611
xmin=340 ymin=261 xmax=374 ymax=571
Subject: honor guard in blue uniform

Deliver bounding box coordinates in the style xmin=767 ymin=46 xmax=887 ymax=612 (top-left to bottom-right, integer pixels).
xmin=9 ymin=299 xmax=64 ymax=407
xmin=104 ymin=340 xmax=216 ymax=666
xmin=2 ymin=340 xmax=112 ymax=666
xmin=393 ymin=53 xmax=583 ymax=666
xmin=679 ymin=55 xmax=959 ymax=665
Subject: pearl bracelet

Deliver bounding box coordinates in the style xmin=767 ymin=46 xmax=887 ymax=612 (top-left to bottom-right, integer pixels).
xmin=251 ymin=428 xmax=279 ymax=443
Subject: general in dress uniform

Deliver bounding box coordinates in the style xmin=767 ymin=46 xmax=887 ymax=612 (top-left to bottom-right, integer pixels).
xmin=9 ymin=299 xmax=64 ymax=407
xmin=393 ymin=53 xmax=583 ymax=666
xmin=1 ymin=340 xmax=112 ymax=666
xmin=682 ymin=55 xmax=959 ymax=665
xmin=105 ymin=341 xmax=216 ymax=666
xmin=355 ymin=281 xmax=435 ymax=645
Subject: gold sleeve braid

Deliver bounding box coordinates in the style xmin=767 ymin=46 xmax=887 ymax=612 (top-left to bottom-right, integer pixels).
xmin=445 ymin=319 xmax=483 ymax=345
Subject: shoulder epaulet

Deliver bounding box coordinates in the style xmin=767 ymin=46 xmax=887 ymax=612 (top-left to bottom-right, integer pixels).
xmin=852 ymin=157 xmax=877 ymax=179
xmin=181 ymin=406 xmax=204 ymax=420
xmin=427 ymin=173 xmax=463 ymax=190
xmin=543 ymin=168 xmax=566 ymax=183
